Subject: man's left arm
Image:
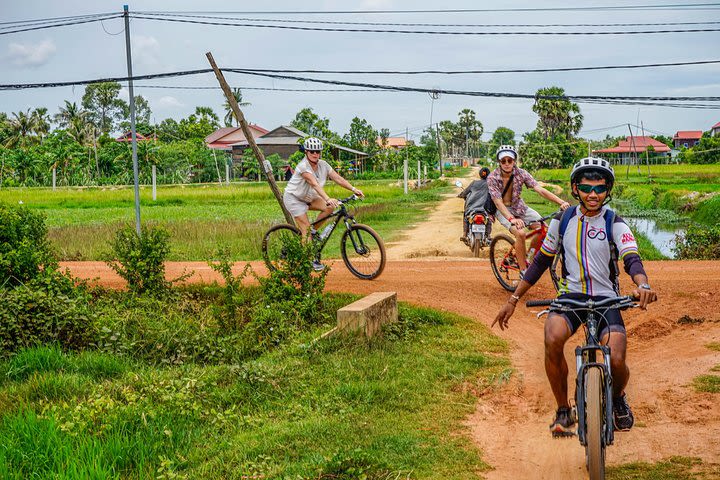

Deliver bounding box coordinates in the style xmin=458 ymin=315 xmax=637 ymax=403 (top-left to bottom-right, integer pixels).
xmin=615 ymin=219 xmax=658 ymax=309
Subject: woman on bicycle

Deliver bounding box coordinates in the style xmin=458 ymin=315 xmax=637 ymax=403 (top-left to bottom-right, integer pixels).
xmin=491 ymin=157 xmax=657 ymax=437
xmin=283 ymin=137 xmax=363 ymax=271
xmin=487 ymin=145 xmax=570 ymax=275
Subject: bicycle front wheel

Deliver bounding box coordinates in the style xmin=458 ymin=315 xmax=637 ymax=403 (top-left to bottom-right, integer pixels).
xmin=340 ymin=224 xmax=386 ymax=280
xmin=489 ymin=234 xmax=521 ymax=292
xmin=584 ymin=367 xmax=606 ymax=480
xmin=262 ymin=224 xmax=301 ymax=271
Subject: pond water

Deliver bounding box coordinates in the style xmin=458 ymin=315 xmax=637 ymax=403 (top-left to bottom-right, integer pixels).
xmin=624 ymin=217 xmax=685 ymax=259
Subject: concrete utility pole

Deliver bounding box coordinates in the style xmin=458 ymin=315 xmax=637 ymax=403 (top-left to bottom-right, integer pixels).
xmin=436 ymin=123 xmax=442 ymax=175
xmin=404 ymin=127 xmax=409 ymax=194
xmin=206 ymin=52 xmax=294 ymax=225
xmin=123 ymin=5 xmax=142 ymax=235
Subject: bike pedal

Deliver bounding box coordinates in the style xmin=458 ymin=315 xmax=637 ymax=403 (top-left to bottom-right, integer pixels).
xmin=551 ymin=430 xmax=576 ymax=438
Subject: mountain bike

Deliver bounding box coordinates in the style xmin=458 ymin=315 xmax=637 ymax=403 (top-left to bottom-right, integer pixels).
xmin=489 ymin=211 xmax=562 ymax=292
xmin=262 ymin=194 xmax=386 ymax=280
xmin=527 ymin=295 xmax=638 ymax=480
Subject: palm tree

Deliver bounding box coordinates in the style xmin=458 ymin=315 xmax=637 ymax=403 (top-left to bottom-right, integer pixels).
xmin=5 ymin=110 xmax=37 ymax=148
xmin=223 ymin=88 xmax=251 ymax=127
xmin=31 ymin=108 xmax=51 ymax=142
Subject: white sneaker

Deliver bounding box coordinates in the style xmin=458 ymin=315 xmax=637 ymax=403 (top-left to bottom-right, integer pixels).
xmin=312 ymin=260 xmax=326 ymax=272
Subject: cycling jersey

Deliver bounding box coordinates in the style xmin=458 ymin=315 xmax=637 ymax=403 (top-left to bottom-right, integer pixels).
xmin=284 ymin=158 xmax=334 ymax=203
xmin=524 ymin=206 xmax=646 ymax=297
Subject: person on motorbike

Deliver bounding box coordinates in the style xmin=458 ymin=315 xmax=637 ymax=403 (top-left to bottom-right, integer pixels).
xmin=283 ymin=137 xmax=364 ymax=271
xmin=488 ymin=145 xmax=570 ymax=275
xmin=491 ymin=157 xmax=658 ymax=436
xmin=458 ymin=167 xmax=493 ymax=244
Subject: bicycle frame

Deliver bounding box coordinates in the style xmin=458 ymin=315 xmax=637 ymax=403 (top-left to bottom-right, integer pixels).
xmin=499 ymin=215 xmax=552 ymax=274
xmin=310 ymin=196 xmax=358 ymax=255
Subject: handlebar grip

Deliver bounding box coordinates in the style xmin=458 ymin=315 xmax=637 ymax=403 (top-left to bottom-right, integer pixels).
xmin=526 ymin=299 xmax=554 ymax=307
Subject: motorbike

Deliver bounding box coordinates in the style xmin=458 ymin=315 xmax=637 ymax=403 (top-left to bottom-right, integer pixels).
xmin=456 ymin=180 xmax=494 ymax=257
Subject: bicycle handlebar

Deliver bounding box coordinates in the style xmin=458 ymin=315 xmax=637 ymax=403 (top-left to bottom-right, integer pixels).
xmin=339 ymin=194 xmax=360 ymax=204
xmin=526 ymin=295 xmax=637 ymax=312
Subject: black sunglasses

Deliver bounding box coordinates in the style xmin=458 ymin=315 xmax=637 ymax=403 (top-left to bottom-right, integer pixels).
xmin=576 ymin=184 xmax=609 ymax=194
xmin=307 ymin=150 xmax=321 ymax=154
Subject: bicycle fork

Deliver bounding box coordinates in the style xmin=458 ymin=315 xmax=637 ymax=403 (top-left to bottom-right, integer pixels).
xmin=574 ymin=344 xmax=615 ymax=447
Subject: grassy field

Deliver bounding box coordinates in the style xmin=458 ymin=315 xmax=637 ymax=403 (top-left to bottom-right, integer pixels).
xmin=0 ymin=291 xmax=509 ymax=478
xmin=0 ymin=180 xmax=449 ymax=261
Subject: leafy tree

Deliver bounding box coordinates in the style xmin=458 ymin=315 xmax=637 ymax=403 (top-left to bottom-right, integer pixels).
xmin=532 ymin=86 xmax=583 ymax=140
xmin=343 ymin=117 xmax=378 ymax=154
xmin=31 ymin=108 xmax=51 ymax=142
xmin=222 ymin=88 xmax=251 ymax=127
xmin=5 ymin=110 xmax=38 ymax=148
xmin=457 ymin=108 xmax=483 ymax=142
xmin=488 ymin=127 xmax=516 ymax=156
xmin=82 ymin=82 xmax=126 ymax=134
xmin=117 ymin=95 xmax=152 ymax=131
xmin=378 ymin=128 xmax=390 ymax=149
xmin=290 ymin=107 xmax=339 ymax=141
xmin=0 ymin=113 xmax=10 ymax=146
xmin=679 ymin=136 xmax=720 ymax=164
xmin=156 ymin=118 xmax=181 ymax=142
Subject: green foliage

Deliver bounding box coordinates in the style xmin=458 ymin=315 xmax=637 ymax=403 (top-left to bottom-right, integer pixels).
xmin=678 ymin=136 xmax=720 ymax=164
xmin=105 ymin=225 xmax=173 ymax=295
xmin=290 ymin=107 xmax=340 ymax=143
xmin=0 ymin=204 xmax=57 ymax=286
xmin=532 ymin=86 xmax=583 ymax=140
xmin=81 ymin=82 xmax=126 ymax=134
xmin=607 ymin=456 xmax=718 ymax=479
xmin=674 ymin=223 xmax=720 ymax=260
xmin=0 ymin=276 xmax=97 ymax=357
xmin=208 ymin=249 xmax=256 ymax=331
xmin=693 ymin=374 xmax=720 ymax=393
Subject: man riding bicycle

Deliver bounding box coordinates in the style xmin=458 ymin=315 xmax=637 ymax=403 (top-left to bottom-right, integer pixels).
xmin=283 ymin=137 xmax=364 ymax=271
xmin=488 ymin=145 xmax=570 ymax=275
xmin=491 ymin=157 xmax=658 ymax=436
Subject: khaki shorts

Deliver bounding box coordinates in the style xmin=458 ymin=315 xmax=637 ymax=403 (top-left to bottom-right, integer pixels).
xmin=497 ymin=207 xmax=541 ymax=231
xmin=283 ymin=192 xmax=317 ymax=217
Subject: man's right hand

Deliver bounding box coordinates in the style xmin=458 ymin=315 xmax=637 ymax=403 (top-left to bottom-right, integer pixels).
xmin=511 ymin=218 xmax=526 ymax=230
xmin=326 ymin=198 xmax=340 ymax=209
xmin=492 ymin=302 xmax=516 ymax=330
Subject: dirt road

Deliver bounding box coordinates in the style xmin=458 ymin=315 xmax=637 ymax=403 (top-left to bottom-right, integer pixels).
xmin=62 ymin=179 xmax=720 ymax=479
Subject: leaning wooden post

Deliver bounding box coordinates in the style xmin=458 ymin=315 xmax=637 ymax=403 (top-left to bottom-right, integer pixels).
xmin=206 ymin=52 xmax=295 ymax=225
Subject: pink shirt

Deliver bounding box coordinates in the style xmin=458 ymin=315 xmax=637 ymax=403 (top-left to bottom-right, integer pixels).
xmin=487 ymin=166 xmax=538 ymax=217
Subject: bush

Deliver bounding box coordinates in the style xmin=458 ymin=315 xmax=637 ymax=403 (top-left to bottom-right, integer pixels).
xmin=0 ymin=277 xmax=97 ymax=357
xmin=105 ymin=225 xmax=174 ymax=295
xmin=674 ymin=223 xmax=720 ymax=260
xmin=0 ymin=204 xmax=57 ymax=286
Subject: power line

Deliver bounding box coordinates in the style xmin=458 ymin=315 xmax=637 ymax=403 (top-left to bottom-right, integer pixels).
xmin=0 ymin=14 xmax=122 ymax=35
xmin=135 ymin=84 xmax=382 ymax=92
xmin=221 ymin=60 xmax=720 ymax=75
xmin=132 ymin=12 xmax=720 ymax=28
xmin=130 ymin=15 xmax=720 ymax=35
xmin=0 ymin=12 xmax=115 ymax=27
xmin=137 ymin=4 xmax=720 ymax=14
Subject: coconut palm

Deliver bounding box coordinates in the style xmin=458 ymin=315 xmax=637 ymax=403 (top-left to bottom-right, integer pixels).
xmin=31 ymin=108 xmax=51 ymax=142
xmin=5 ymin=110 xmax=38 ymax=148
xmin=223 ymin=88 xmax=251 ymax=127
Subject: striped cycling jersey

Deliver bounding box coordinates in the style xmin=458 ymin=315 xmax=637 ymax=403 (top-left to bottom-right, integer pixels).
xmin=537 ymin=206 xmax=641 ymax=297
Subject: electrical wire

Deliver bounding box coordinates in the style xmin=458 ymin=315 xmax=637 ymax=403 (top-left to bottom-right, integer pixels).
xmin=134 ymin=85 xmax=382 ymax=92
xmin=129 ymin=15 xmax=720 ymax=35
xmin=136 ymin=4 xmax=720 ymax=14
xmin=0 ymin=14 xmax=123 ymax=35
xmin=132 ymin=12 xmax=720 ymax=28
xmin=0 ymin=12 xmax=116 ymax=27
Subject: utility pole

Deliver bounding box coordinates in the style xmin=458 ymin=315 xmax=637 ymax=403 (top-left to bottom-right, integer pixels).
xmin=436 ymin=123 xmax=442 ymax=175
xmin=123 ymin=5 xmax=142 ymax=235
xmin=626 ymin=124 xmax=637 ymax=179
xmin=206 ymin=52 xmax=294 ymax=224
xmin=404 ymin=127 xmax=409 ymax=194
xmin=641 ymin=121 xmax=652 ymax=178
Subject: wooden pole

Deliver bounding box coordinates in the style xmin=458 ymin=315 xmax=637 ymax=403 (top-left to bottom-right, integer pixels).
xmin=206 ymin=52 xmax=294 ymax=225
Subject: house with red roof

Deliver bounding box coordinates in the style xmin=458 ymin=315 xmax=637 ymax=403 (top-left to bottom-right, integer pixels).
xmin=711 ymin=121 xmax=720 ymax=137
xmin=115 ymin=131 xmax=153 ymax=142
xmin=376 ymin=137 xmax=413 ymax=149
xmin=204 ymin=124 xmax=269 ymax=152
xmin=672 ymin=130 xmax=702 ymax=149
xmin=592 ymin=136 xmax=671 ymax=164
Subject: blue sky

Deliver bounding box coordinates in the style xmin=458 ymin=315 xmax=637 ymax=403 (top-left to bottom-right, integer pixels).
xmin=2 ymin=0 xmax=719 ymax=142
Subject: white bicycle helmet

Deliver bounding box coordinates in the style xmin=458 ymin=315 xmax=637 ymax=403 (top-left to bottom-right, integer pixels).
xmin=570 ymin=157 xmax=615 ymax=187
xmin=496 ymin=144 xmax=517 ymax=161
xmin=302 ymin=137 xmax=324 ymax=151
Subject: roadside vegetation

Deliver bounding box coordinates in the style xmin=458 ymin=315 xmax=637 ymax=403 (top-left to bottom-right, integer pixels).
xmin=0 ymin=203 xmax=509 ymax=478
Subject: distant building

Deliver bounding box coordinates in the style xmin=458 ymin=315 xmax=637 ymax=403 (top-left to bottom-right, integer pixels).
xmin=711 ymin=121 xmax=720 ymax=137
xmin=204 ymin=125 xmax=269 ymax=163
xmin=376 ymin=137 xmax=413 ymax=149
xmin=115 ymin=131 xmax=152 ymax=142
xmin=593 ymin=136 xmax=671 ymax=164
xmin=672 ymin=130 xmax=703 ymax=149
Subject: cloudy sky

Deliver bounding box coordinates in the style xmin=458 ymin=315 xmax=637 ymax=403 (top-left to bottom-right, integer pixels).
xmin=2 ymin=0 xmax=719 ymax=142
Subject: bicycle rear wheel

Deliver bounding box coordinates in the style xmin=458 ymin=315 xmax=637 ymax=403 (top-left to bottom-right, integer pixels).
xmin=262 ymin=224 xmax=301 ymax=271
xmin=489 ymin=234 xmax=521 ymax=292
xmin=340 ymin=224 xmax=386 ymax=280
xmin=584 ymin=367 xmax=606 ymax=480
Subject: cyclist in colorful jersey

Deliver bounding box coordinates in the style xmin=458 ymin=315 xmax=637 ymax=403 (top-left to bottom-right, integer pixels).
xmin=283 ymin=137 xmax=363 ymax=271
xmin=491 ymin=157 xmax=657 ymax=437
xmin=487 ymin=145 xmax=570 ymax=275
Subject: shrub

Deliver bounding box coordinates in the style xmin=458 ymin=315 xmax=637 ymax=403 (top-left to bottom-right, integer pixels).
xmin=208 ymin=248 xmax=256 ymax=332
xmin=0 ymin=204 xmax=57 ymax=286
xmin=0 ymin=278 xmax=97 ymax=357
xmin=105 ymin=225 xmax=175 ymax=295
xmin=674 ymin=223 xmax=720 ymax=260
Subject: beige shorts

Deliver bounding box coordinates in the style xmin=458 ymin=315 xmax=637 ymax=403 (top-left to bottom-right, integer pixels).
xmin=283 ymin=192 xmax=317 ymax=217
xmin=497 ymin=207 xmax=541 ymax=230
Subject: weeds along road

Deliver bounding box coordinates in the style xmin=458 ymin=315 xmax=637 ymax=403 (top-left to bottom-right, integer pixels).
xmin=62 ymin=180 xmax=720 ymax=479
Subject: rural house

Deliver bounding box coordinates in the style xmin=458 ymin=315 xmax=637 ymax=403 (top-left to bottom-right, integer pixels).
xmin=672 ymin=130 xmax=702 ymax=149
xmin=592 ymin=136 xmax=671 ymax=164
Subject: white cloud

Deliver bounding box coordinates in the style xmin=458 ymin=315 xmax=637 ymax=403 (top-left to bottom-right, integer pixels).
xmin=7 ymin=39 xmax=57 ymax=67
xmin=131 ymin=34 xmax=161 ymax=67
xmin=157 ymin=96 xmax=185 ymax=108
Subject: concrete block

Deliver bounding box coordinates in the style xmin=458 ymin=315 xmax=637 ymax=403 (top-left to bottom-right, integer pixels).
xmin=336 ymin=292 xmax=398 ymax=338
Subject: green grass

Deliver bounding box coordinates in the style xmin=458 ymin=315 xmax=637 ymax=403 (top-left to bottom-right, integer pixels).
xmin=693 ymin=374 xmax=720 ymax=393
xmin=0 ymin=299 xmax=509 ymax=478
xmin=608 ymin=456 xmax=720 ymax=479
xmin=2 ymin=180 xmax=449 ymax=261
xmin=706 ymin=342 xmax=720 ymax=352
